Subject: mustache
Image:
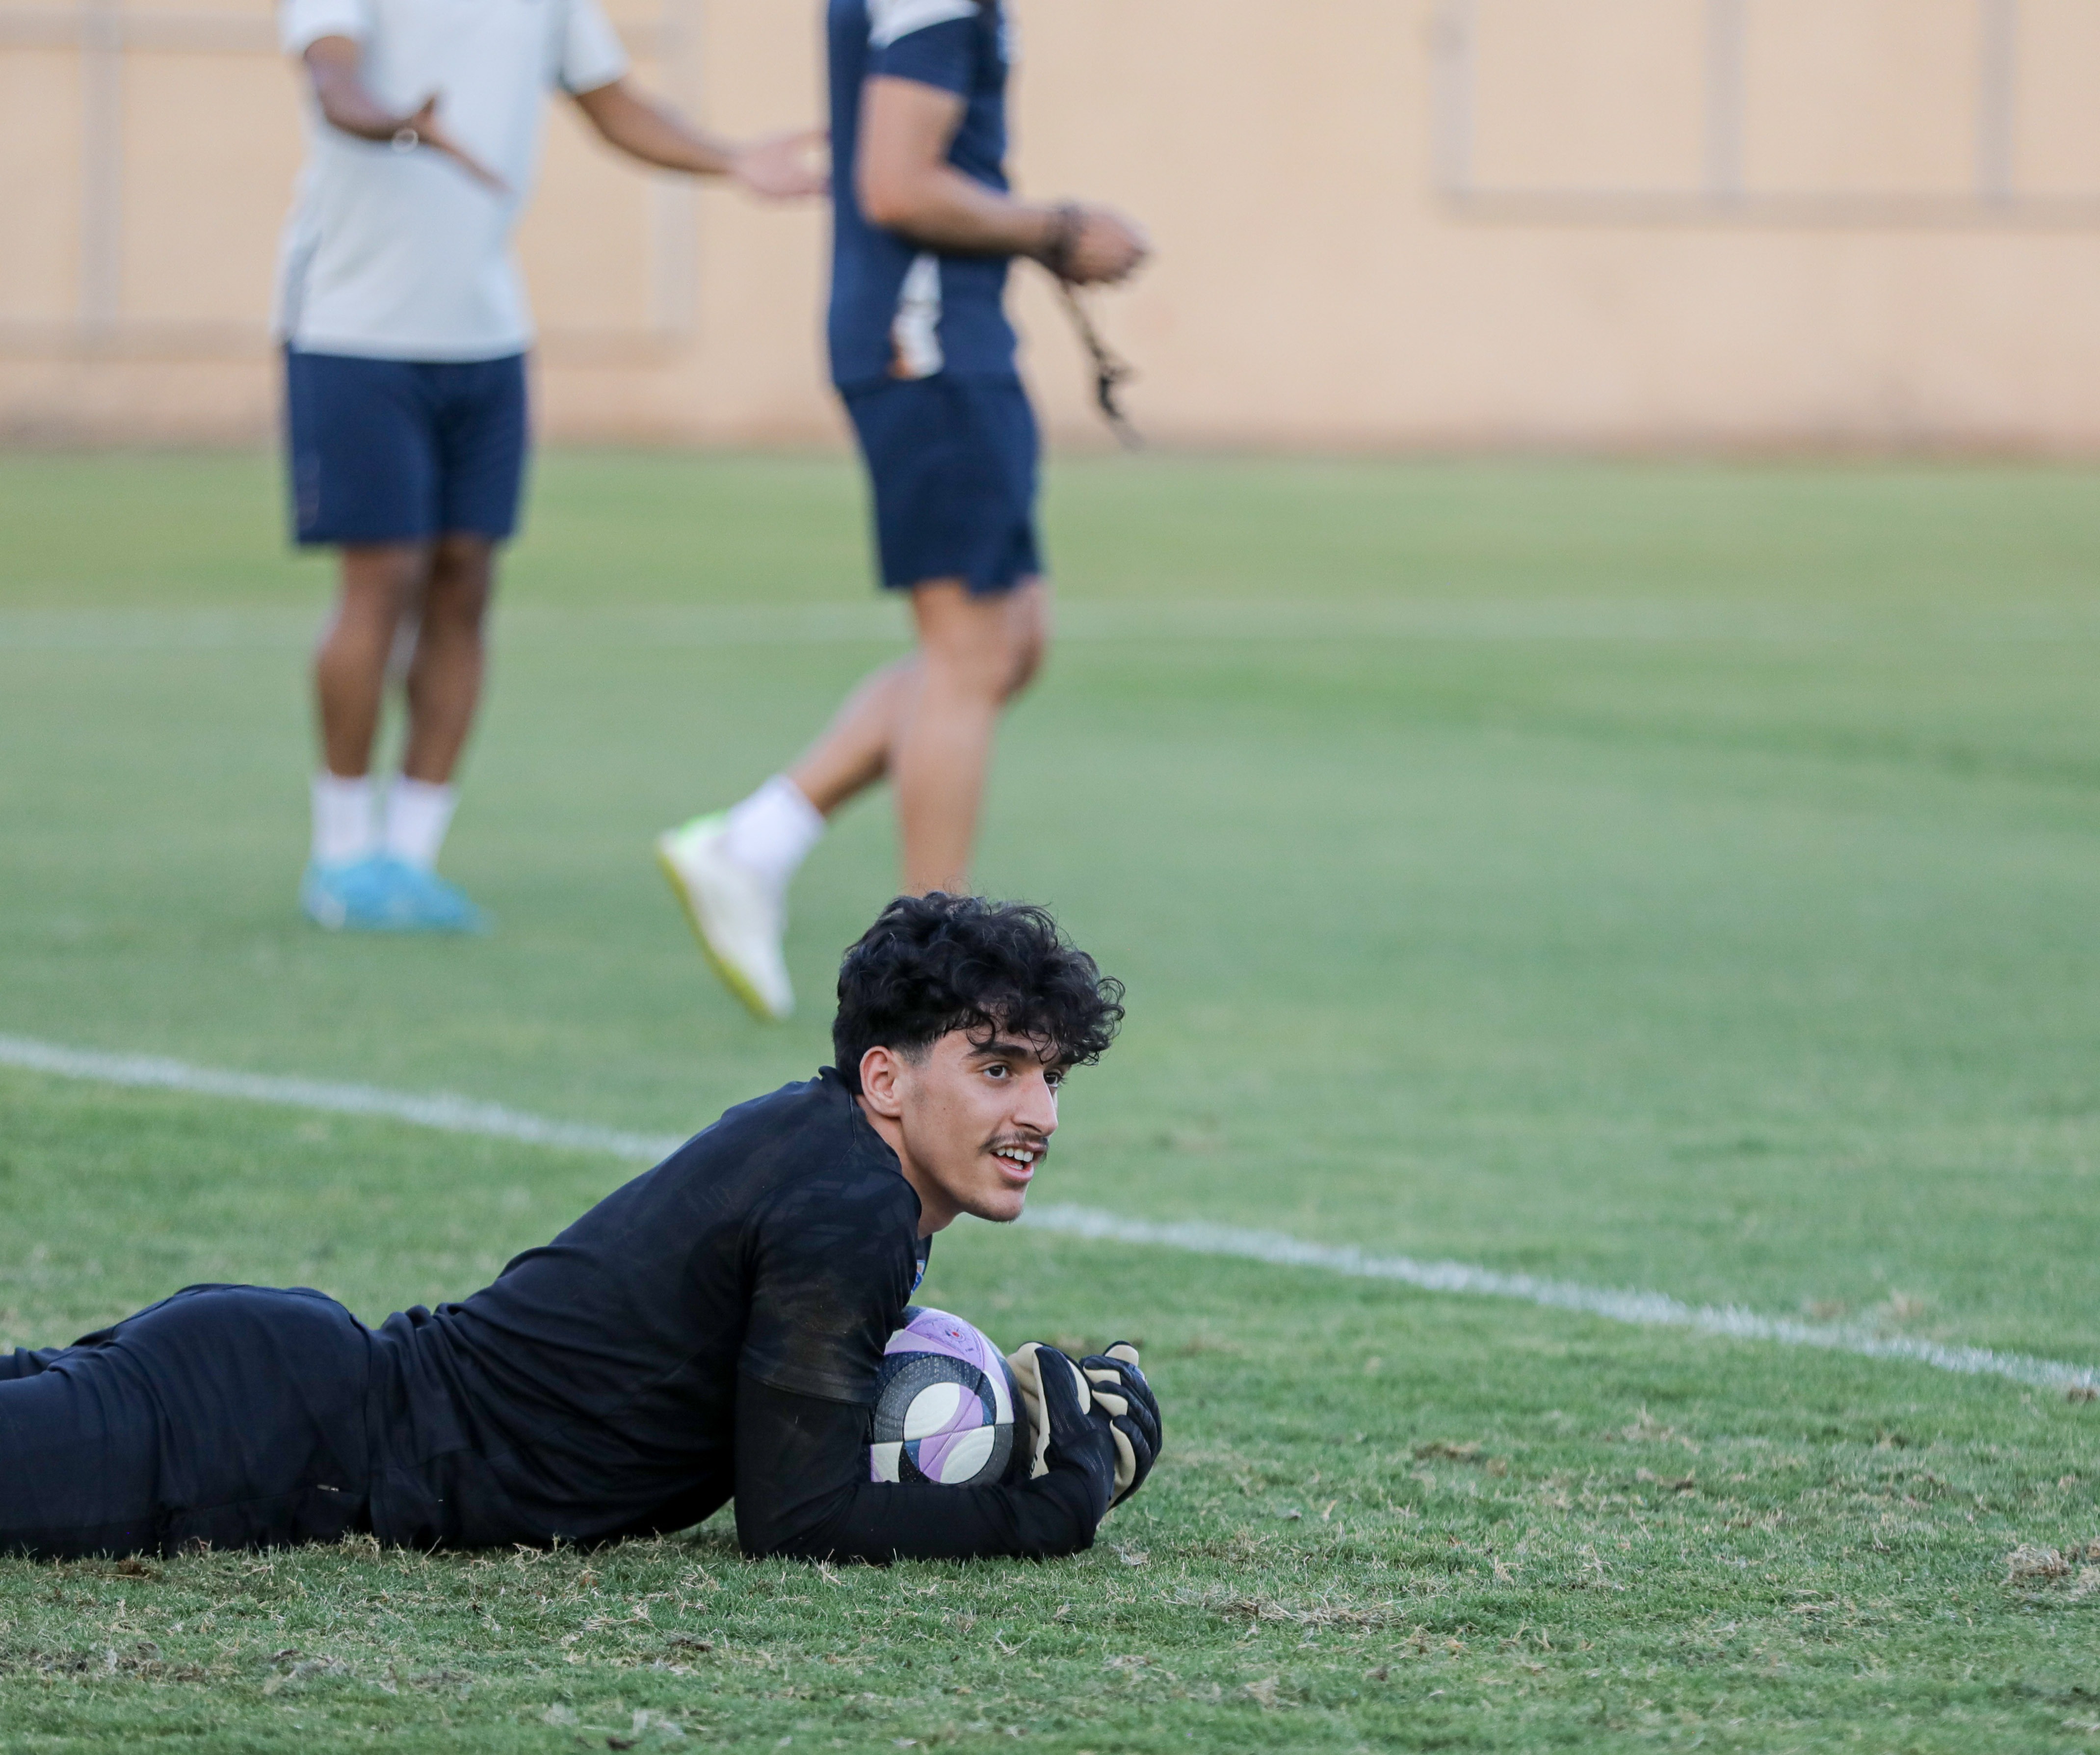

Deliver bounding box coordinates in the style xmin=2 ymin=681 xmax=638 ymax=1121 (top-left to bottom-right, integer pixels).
xmin=985 ymin=1131 xmax=1049 ymax=1156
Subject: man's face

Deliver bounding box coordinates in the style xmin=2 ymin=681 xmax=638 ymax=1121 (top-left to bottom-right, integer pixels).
xmin=863 ymin=1027 xmax=1064 ymax=1231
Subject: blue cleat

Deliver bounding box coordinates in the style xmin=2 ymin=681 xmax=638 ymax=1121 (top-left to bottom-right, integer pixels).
xmin=299 ymin=854 xmax=404 ymax=931
xmin=380 ymin=858 xmax=489 ymax=934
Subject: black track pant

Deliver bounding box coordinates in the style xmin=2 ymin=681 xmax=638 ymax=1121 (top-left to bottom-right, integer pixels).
xmin=0 ymin=1285 xmax=374 ymax=1558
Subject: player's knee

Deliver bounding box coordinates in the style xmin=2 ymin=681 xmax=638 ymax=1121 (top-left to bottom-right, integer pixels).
xmin=932 ymin=647 xmax=1012 ymax=705
xmin=916 ymin=582 xmax=1050 ymax=703
xmin=336 ymin=545 xmax=426 ymax=627
xmin=1003 ymin=623 xmax=1048 ymax=699
xmin=319 ymin=572 xmax=415 ymax=678
xmin=425 ymin=539 xmax=495 ymax=630
xmin=920 ymin=625 xmax=1015 ymax=700
xmin=1000 ymin=590 xmax=1051 ymax=699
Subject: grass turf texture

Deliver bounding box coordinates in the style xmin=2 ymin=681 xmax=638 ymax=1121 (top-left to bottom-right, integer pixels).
xmin=2 ymin=451 xmax=2099 ymax=1750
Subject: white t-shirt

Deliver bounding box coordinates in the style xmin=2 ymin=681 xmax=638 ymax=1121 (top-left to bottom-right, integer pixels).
xmin=275 ymin=0 xmax=629 ymax=361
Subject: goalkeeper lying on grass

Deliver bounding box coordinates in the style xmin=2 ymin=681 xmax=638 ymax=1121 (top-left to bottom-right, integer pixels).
xmin=0 ymin=894 xmax=1160 ymax=1562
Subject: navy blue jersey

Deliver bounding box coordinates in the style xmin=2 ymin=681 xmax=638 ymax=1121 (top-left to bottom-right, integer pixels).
xmin=827 ymin=0 xmax=1020 ymax=390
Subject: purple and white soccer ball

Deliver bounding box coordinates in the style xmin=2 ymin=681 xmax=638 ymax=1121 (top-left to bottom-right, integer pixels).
xmin=869 ymin=1305 xmax=1024 ymax=1489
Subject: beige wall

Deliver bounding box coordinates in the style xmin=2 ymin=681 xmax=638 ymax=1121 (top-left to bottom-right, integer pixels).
xmin=4 ymin=0 xmax=2100 ymax=449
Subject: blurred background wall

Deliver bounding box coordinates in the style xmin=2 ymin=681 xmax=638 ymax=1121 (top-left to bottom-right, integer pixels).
xmin=3 ymin=0 xmax=2100 ymax=450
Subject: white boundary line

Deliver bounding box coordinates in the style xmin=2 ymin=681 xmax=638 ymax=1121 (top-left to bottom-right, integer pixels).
xmin=1017 ymin=1206 xmax=2100 ymax=1394
xmin=0 ymin=1036 xmax=684 ymax=1164
xmin=3 ymin=1033 xmax=2094 ymax=1394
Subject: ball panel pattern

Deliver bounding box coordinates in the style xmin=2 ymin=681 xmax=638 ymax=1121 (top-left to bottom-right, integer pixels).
xmin=867 ymin=1305 xmax=1022 ymax=1488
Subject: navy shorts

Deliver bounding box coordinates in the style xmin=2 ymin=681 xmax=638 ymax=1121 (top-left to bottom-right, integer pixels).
xmin=841 ymin=375 xmax=1042 ymax=595
xmin=285 ymin=348 xmax=529 ymax=548
xmin=0 ymin=1285 xmax=373 ymax=1558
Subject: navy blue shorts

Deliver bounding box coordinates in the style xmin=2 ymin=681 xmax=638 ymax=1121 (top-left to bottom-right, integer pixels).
xmin=285 ymin=348 xmax=529 ymax=548
xmin=841 ymin=375 xmax=1042 ymax=595
xmin=0 ymin=1285 xmax=373 ymax=1558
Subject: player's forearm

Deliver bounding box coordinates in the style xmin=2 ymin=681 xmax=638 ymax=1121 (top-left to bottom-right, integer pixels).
xmin=572 ymin=81 xmax=736 ymax=177
xmin=733 ymin=1376 xmax=1100 ymax=1562
xmin=859 ymin=164 xmax=1058 ymax=264
xmin=740 ymin=1469 xmax=1098 ymax=1564
xmin=304 ymin=46 xmax=412 ymax=142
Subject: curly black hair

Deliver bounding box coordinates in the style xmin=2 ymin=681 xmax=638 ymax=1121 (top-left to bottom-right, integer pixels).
xmin=832 ymin=894 xmax=1125 ymax=1092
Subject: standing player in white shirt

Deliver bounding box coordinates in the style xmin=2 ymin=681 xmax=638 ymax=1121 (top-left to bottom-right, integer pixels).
xmin=281 ymin=0 xmax=823 ymax=931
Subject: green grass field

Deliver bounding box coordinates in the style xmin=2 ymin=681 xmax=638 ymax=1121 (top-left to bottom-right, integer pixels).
xmin=2 ymin=450 xmax=2098 ymax=1752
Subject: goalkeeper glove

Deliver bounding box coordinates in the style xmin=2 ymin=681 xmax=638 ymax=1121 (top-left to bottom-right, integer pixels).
xmin=1081 ymin=1343 xmax=1161 ymax=1507
xmin=1007 ymin=1342 xmax=1116 ymax=1522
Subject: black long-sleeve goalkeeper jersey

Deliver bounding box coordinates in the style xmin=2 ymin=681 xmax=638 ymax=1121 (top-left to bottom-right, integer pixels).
xmin=361 ymin=1068 xmax=1101 ymax=1560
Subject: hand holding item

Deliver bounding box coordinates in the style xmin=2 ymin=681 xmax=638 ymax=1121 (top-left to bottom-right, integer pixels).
xmin=1039 ymin=204 xmax=1150 ymax=287
xmin=1007 ymin=1341 xmax=1115 ymax=1522
xmin=1081 ymin=1343 xmax=1160 ymax=1506
xmin=732 ymin=128 xmax=830 ymax=200
xmin=392 ymin=94 xmax=508 ymax=194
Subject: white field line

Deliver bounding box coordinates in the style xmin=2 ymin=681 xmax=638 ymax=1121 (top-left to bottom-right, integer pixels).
xmin=0 ymin=1035 xmax=684 ymax=1165
xmin=3 ymin=1033 xmax=2095 ymax=1395
xmin=1017 ymin=1206 xmax=2100 ymax=1394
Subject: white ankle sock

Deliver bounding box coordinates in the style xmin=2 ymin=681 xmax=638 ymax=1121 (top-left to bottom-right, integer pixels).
xmin=722 ymin=775 xmax=825 ymax=891
xmin=311 ymin=772 xmax=375 ymax=866
xmin=384 ymin=777 xmax=458 ymax=873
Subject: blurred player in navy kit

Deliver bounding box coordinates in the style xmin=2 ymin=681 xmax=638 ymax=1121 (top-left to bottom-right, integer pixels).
xmin=282 ymin=0 xmax=823 ymax=931
xmin=657 ymin=0 xmax=1149 ymax=1020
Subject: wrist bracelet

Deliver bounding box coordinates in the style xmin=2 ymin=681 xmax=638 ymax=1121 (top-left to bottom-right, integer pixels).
xmin=391 ymin=127 xmax=421 ymax=152
xmin=1041 ymin=202 xmax=1083 ymax=280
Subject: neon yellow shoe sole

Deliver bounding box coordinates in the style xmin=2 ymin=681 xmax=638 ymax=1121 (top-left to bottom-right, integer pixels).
xmin=654 ymin=827 xmax=788 ymax=1023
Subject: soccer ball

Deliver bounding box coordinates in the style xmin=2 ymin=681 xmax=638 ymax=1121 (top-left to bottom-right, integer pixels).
xmin=868 ymin=1305 xmax=1024 ymax=1488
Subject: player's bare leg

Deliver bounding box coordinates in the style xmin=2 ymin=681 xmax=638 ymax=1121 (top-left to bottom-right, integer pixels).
xmin=786 ymin=656 xmax=918 ymax=817
xmin=660 ymin=579 xmax=1048 ymax=1017
xmin=314 ymin=542 xmax=428 ymax=782
xmin=887 ymin=577 xmax=1049 ymax=894
xmin=788 ymin=576 xmax=1050 ymax=891
xmin=305 ymin=537 xmax=489 ymax=931
xmin=399 ymin=533 xmax=494 ymax=786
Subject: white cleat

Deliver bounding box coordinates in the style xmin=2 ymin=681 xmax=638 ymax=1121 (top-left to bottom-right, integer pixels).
xmin=655 ymin=812 xmax=795 ymax=1022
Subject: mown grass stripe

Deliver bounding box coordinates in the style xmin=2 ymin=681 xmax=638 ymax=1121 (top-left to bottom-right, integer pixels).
xmin=4 ymin=1032 xmax=2093 ymax=1394
xmin=10 ymin=600 xmax=2100 ymax=651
